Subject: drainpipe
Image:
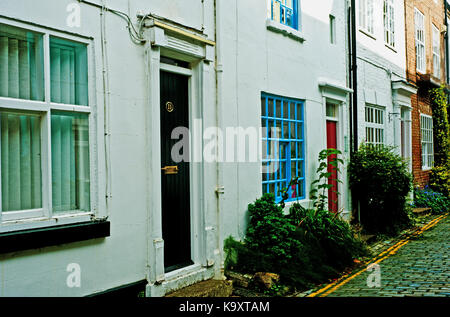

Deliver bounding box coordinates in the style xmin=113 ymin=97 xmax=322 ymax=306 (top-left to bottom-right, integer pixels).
xmin=351 ymin=0 xmax=358 ymax=154
xmin=349 ymin=0 xmax=360 ymax=222
xmin=214 ymin=0 xmax=224 ymax=280
xmin=347 ymin=1 xmax=353 ymax=156
xmin=445 ymin=0 xmax=449 ymax=85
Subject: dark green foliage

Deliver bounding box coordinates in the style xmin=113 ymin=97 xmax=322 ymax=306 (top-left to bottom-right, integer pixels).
xmin=245 ymin=194 xmax=301 ymax=265
xmin=427 ymin=86 xmax=450 ymax=198
xmin=349 ymin=144 xmax=412 ymax=235
xmin=430 ymin=86 xmax=450 ymax=167
xmin=413 ymin=187 xmax=450 ymax=214
xmin=224 ymin=194 xmax=367 ymax=290
xmin=429 ymin=166 xmax=450 ymax=198
xmin=309 ymin=148 xmax=343 ymax=211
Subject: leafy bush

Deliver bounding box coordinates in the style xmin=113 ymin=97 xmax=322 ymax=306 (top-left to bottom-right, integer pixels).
xmin=349 ymin=144 xmax=412 ymax=235
xmin=429 ymin=166 xmax=450 ymax=198
xmin=413 ymin=187 xmax=450 ymax=214
xmin=430 ymin=86 xmax=450 ymax=167
xmin=224 ymin=194 xmax=367 ymax=290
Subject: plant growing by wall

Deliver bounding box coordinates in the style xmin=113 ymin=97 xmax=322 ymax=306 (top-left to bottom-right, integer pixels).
xmin=429 ymin=86 xmax=450 ymax=167
xmin=429 ymin=166 xmax=450 ymax=198
xmin=224 ymin=149 xmax=366 ymax=292
xmin=349 ymin=144 xmax=412 ymax=235
xmin=427 ymin=86 xmax=450 ymax=198
xmin=309 ymin=148 xmax=343 ymax=212
xmin=413 ymin=187 xmax=450 ymax=214
xmin=280 ymin=148 xmax=343 ymax=212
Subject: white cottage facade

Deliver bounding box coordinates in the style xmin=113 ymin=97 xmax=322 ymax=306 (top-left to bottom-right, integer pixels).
xmin=0 ymin=0 xmax=353 ymax=297
xmin=355 ymin=0 xmax=416 ymax=163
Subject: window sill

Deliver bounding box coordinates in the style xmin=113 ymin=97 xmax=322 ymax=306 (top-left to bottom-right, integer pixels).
xmin=266 ymin=19 xmax=305 ymax=43
xmin=359 ymin=28 xmax=376 ymax=41
xmin=385 ymin=43 xmax=397 ymax=53
xmin=0 ymin=219 xmax=110 ymax=255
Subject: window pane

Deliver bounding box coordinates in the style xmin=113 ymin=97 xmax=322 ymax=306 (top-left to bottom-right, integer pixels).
xmin=290 ymin=141 xmax=297 ymax=158
xmin=268 ymin=98 xmax=274 ymax=117
xmin=326 ymin=103 xmax=337 ymax=118
xmin=298 ymin=160 xmax=303 ymax=178
xmin=291 ymin=161 xmax=297 ymax=178
xmin=283 ymin=101 xmax=289 ymax=119
xmin=1 ymin=111 xmax=42 ymax=211
xmin=0 ymin=24 xmax=44 ymax=101
xmin=280 ymin=161 xmax=286 ymax=180
xmin=276 ymin=100 xmax=282 ymax=117
xmin=50 ymin=37 xmax=88 ymax=106
xmin=51 ymin=112 xmax=90 ymax=212
xmin=261 ymin=97 xmax=267 ymax=117
xmin=297 ymin=103 xmax=303 ymax=120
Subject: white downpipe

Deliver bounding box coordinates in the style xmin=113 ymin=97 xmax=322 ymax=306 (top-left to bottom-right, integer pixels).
xmin=100 ymin=1 xmax=112 ymax=215
xmin=214 ymin=0 xmax=225 ymax=279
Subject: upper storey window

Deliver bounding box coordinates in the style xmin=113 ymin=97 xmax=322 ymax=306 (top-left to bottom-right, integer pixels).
xmin=269 ymin=0 xmax=299 ymax=30
xmin=383 ymin=0 xmax=395 ymax=47
xmin=359 ymin=0 xmax=374 ymax=35
xmin=415 ymin=8 xmax=426 ymax=73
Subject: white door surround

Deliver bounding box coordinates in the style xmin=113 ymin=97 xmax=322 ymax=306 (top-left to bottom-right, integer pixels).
xmin=143 ymin=20 xmax=218 ymax=297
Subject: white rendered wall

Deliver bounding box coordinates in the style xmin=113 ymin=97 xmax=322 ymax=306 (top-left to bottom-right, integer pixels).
xmin=0 ymin=0 xmax=216 ymax=296
xmin=217 ymin=0 xmax=351 ymax=250
xmin=355 ymin=0 xmax=408 ymax=146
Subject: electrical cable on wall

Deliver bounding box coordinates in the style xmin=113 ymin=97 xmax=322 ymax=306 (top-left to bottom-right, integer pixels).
xmin=78 ymin=0 xmax=148 ymax=44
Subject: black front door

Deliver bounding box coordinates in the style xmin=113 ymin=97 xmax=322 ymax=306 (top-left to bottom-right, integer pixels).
xmin=160 ymin=70 xmax=192 ymax=272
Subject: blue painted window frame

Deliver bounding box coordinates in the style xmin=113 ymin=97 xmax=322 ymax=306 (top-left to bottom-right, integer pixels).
xmin=261 ymin=93 xmax=305 ymax=203
xmin=270 ymin=0 xmax=299 ymax=30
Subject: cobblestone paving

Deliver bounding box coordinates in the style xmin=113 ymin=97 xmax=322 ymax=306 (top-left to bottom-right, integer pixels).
xmin=326 ymin=215 xmax=450 ymax=297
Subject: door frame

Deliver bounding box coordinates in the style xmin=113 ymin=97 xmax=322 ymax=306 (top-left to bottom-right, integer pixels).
xmin=144 ymin=24 xmax=217 ymax=296
xmin=318 ymin=80 xmax=352 ymax=220
xmin=324 ymin=100 xmax=342 ymax=213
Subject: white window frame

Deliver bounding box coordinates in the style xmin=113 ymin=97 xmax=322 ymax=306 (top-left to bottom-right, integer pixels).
xmin=359 ymin=0 xmax=374 ymax=35
xmin=365 ymin=105 xmax=385 ymax=148
xmin=384 ymin=0 xmax=395 ymax=47
xmin=420 ymin=114 xmax=434 ymax=170
xmin=0 ymin=18 xmax=96 ymax=229
xmin=415 ymin=8 xmax=425 ymax=73
xmin=400 ymin=107 xmax=412 ymax=160
xmin=432 ymin=24 xmax=440 ymax=78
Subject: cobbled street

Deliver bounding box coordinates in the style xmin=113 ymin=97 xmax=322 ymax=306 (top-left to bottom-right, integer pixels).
xmin=324 ymin=215 xmax=450 ymax=297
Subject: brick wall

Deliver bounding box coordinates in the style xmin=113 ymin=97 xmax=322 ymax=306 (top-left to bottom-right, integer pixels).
xmin=404 ymin=0 xmax=446 ymax=188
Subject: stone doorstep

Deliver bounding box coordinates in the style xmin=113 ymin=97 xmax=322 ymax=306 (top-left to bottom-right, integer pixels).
xmin=165 ymin=279 xmax=233 ymax=297
xmin=413 ymin=207 xmax=432 ymax=215
xmin=360 ymin=234 xmax=376 ymax=244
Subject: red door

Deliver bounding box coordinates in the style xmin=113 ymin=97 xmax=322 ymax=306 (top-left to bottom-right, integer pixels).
xmin=326 ymin=121 xmax=338 ymax=213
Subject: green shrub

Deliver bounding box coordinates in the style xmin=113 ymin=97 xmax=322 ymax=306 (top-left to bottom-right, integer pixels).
xmin=413 ymin=187 xmax=450 ymax=214
xmin=430 ymin=86 xmax=450 ymax=167
xmin=224 ymin=194 xmax=367 ymax=290
xmin=349 ymin=144 xmax=412 ymax=235
xmin=429 ymin=166 xmax=450 ymax=198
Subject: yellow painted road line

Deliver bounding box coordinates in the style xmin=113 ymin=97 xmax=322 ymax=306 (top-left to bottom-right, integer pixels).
xmin=307 ymin=213 xmax=448 ymax=297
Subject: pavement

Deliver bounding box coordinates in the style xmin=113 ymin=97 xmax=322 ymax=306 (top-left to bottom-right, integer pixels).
xmin=306 ymin=213 xmax=450 ymax=297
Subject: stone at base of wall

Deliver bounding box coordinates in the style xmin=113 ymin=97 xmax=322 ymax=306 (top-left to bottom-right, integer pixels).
xmin=165 ymin=279 xmax=233 ymax=297
xmin=146 ymin=282 xmax=166 ymax=297
xmin=145 ymin=266 xmax=216 ymax=297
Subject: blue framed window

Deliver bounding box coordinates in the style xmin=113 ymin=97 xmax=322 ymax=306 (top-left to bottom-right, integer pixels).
xmin=261 ymin=93 xmax=305 ymax=203
xmin=270 ymin=0 xmax=299 ymax=30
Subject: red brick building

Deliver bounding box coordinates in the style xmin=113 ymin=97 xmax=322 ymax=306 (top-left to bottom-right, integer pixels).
xmin=405 ymin=0 xmax=446 ymax=187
